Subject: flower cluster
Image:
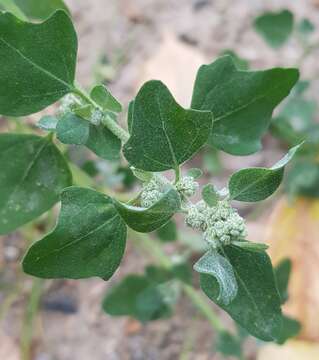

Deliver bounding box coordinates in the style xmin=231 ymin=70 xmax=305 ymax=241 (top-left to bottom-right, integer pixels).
xmin=176 ymin=176 xmax=199 ymax=197
xmin=185 ymin=200 xmax=247 ymax=248
xmin=140 ymin=178 xmax=164 ymax=208
xmin=58 ymin=94 xmax=81 ymax=116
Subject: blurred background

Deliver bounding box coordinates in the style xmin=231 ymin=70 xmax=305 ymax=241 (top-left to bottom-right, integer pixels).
xmin=1 ymin=0 xmax=319 ymax=359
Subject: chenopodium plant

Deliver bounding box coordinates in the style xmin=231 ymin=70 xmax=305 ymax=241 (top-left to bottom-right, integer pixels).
xmin=0 ymin=10 xmax=302 ymax=343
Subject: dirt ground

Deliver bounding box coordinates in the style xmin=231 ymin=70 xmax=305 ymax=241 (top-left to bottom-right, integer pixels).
xmin=1 ymin=0 xmax=319 ymax=359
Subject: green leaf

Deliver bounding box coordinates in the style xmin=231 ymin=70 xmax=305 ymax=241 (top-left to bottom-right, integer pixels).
xmin=277 ymin=315 xmax=301 ymax=344
xmin=13 ymin=0 xmax=69 ymax=20
xmin=90 ymin=85 xmax=122 ymax=113
xmin=229 ymin=143 xmax=302 ymax=202
xmin=274 ymin=258 xmax=291 ymax=304
xmin=56 ymin=113 xmax=90 ymax=145
xmin=86 ymin=123 xmax=121 ymax=161
xmin=114 ymin=187 xmax=181 ymax=232
xmin=201 ymin=184 xmax=219 ymax=207
xmin=0 ymin=0 xmax=27 ymax=20
xmin=254 ymin=10 xmax=294 ymax=48
xmin=200 ymin=245 xmax=282 ymax=341
xmin=219 ymin=49 xmax=249 ymax=70
xmin=102 ymin=274 xmax=172 ymax=322
xmin=124 ymin=80 xmax=212 ymax=171
xmin=37 ymin=115 xmax=58 ymax=131
xmin=194 ymin=249 xmax=238 ymax=305
xmin=187 ymin=168 xmax=203 ymax=179
xmin=191 ymin=56 xmax=299 ymax=155
xmin=156 ymin=219 xmax=177 ymax=242
xmin=0 ymin=133 xmax=72 ymax=234
xmin=215 ymin=331 xmax=242 ymax=357
xmin=0 ymin=11 xmax=77 ymax=116
xmin=298 ymin=18 xmax=315 ymax=35
xmin=23 ymin=187 xmax=127 ymax=279
xmin=232 ymin=240 xmax=269 ymax=252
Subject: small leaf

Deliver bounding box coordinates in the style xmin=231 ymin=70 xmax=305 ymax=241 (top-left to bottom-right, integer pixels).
xmin=0 ymin=11 xmax=77 ymax=116
xmin=86 ymin=123 xmax=121 ymax=161
xmin=254 ymin=10 xmax=294 ymax=48
xmin=186 ymin=168 xmax=203 ymax=179
xmin=194 ymin=249 xmax=238 ymax=305
xmin=56 ymin=113 xmax=90 ymax=145
xmin=215 ymin=331 xmax=242 ymax=357
xmin=114 ymin=187 xmax=181 ymax=233
xmin=276 ymin=315 xmax=301 ymax=344
xmin=274 ymin=258 xmax=291 ymax=304
xmin=124 ymin=80 xmax=212 ymax=171
xmin=191 ymin=56 xmax=299 ymax=155
xmin=298 ymin=18 xmax=315 ymax=35
xmin=0 ymin=133 xmax=72 ymax=234
xmin=201 ymin=184 xmax=219 ymax=207
xmin=200 ymin=245 xmax=282 ymax=341
xmin=90 ymin=85 xmax=122 ymax=113
xmin=37 ymin=115 xmax=58 ymax=131
xmin=23 ymin=187 xmax=127 ymax=279
xmin=232 ymin=240 xmax=269 ymax=252
xmin=156 ymin=219 xmax=177 ymax=242
xmin=229 ymin=143 xmax=302 ymax=202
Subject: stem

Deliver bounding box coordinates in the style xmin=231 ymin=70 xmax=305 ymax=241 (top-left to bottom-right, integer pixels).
xmin=73 ymin=87 xmax=129 ymax=143
xmin=20 ymin=278 xmax=44 ymax=360
xmin=130 ymin=231 xmax=226 ymax=333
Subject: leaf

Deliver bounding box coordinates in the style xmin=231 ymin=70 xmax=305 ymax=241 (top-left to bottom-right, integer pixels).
xmin=228 ymin=143 xmax=302 ymax=202
xmin=156 ymin=219 xmax=177 ymax=242
xmin=219 ymin=49 xmax=249 ymax=70
xmin=56 ymin=113 xmax=90 ymax=145
xmin=201 ymin=184 xmax=219 ymax=207
xmin=254 ymin=10 xmax=294 ymax=48
xmin=37 ymin=115 xmax=58 ymax=131
xmin=194 ymin=249 xmax=238 ymax=305
xmin=0 ymin=11 xmax=77 ymax=116
xmin=22 ymin=187 xmax=127 ymax=279
xmin=215 ymin=331 xmax=242 ymax=357
xmin=232 ymin=240 xmax=269 ymax=252
xmin=86 ymin=123 xmax=121 ymax=161
xmin=124 ymin=80 xmax=212 ymax=172
xmin=276 ymin=315 xmax=301 ymax=344
xmin=186 ymin=168 xmax=203 ymax=179
xmin=0 ymin=0 xmax=27 ymax=20
xmin=298 ymin=18 xmax=315 ymax=35
xmin=200 ymin=245 xmax=282 ymax=341
xmin=90 ymin=85 xmax=122 ymax=113
xmin=0 ymin=133 xmax=72 ymax=234
xmin=102 ymin=274 xmax=172 ymax=322
xmin=13 ymin=0 xmax=69 ymax=20
xmin=191 ymin=56 xmax=299 ymax=155
xmin=114 ymin=187 xmax=181 ymax=232
xmin=274 ymin=258 xmax=291 ymax=304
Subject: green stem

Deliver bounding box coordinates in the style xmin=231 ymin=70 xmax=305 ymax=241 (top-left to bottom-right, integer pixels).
xmin=73 ymin=87 xmax=129 ymax=143
xmin=20 ymin=278 xmax=44 ymax=360
xmin=130 ymin=231 xmax=226 ymax=333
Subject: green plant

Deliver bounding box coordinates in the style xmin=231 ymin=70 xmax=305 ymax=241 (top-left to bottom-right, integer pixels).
xmin=0 ymin=7 xmax=304 ymax=358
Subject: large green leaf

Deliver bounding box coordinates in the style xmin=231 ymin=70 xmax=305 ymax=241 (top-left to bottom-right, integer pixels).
xmin=228 ymin=144 xmax=301 ymax=202
xmin=124 ymin=80 xmax=212 ymax=172
xmin=23 ymin=187 xmax=127 ymax=279
xmin=200 ymin=245 xmax=282 ymax=341
xmin=254 ymin=10 xmax=294 ymax=48
xmin=14 ymin=0 xmax=69 ymax=20
xmin=0 ymin=10 xmax=77 ymax=116
xmin=194 ymin=249 xmax=238 ymax=305
xmin=0 ymin=133 xmax=72 ymax=234
xmin=114 ymin=187 xmax=181 ymax=232
xmin=191 ymin=56 xmax=299 ymax=155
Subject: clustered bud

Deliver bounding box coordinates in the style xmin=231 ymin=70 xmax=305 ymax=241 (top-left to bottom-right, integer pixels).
xmin=176 ymin=176 xmax=199 ymax=197
xmin=58 ymin=94 xmax=80 ymax=116
xmin=185 ymin=200 xmax=247 ymax=249
xmin=140 ymin=178 xmax=164 ymax=208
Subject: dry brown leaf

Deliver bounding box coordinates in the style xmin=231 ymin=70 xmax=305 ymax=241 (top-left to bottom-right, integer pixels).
xmin=136 ymin=31 xmax=206 ymax=107
xmin=264 ymin=197 xmax=319 ymax=341
xmin=257 ymin=340 xmax=319 ymax=360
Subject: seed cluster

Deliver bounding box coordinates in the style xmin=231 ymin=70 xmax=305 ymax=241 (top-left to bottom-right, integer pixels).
xmin=185 ymin=200 xmax=247 ymax=248
xmin=176 ymin=176 xmax=199 ymax=197
xmin=140 ymin=178 xmax=163 ymax=208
